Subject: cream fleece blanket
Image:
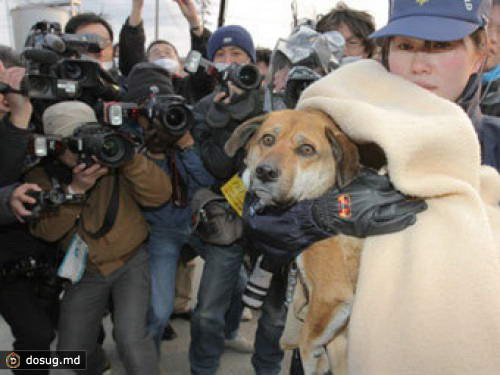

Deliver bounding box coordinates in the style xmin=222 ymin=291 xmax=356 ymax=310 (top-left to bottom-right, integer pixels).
xmin=296 ymin=59 xmax=500 ymax=375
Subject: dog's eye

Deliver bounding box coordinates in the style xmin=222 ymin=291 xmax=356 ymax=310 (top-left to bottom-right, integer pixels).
xmin=261 ymin=134 xmax=275 ymax=147
xmin=297 ymin=144 xmax=316 ymax=156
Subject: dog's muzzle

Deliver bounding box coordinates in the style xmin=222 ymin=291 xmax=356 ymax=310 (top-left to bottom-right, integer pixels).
xmin=255 ymin=163 xmax=281 ymax=183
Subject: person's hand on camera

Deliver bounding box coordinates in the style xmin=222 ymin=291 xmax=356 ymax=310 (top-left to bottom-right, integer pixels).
xmin=214 ymin=82 xmax=244 ymax=105
xmin=176 ymin=131 xmax=195 ymax=150
xmin=173 ymin=0 xmax=203 ymax=35
xmin=9 ymin=183 xmax=42 ymax=222
xmin=243 ymin=168 xmax=427 ymax=263
xmin=69 ymin=160 xmax=108 ymax=194
xmin=0 ymin=62 xmax=32 ymax=129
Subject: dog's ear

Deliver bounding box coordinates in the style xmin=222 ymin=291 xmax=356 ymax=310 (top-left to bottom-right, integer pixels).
xmin=325 ymin=126 xmax=360 ymax=188
xmin=225 ymin=113 xmax=269 ymax=157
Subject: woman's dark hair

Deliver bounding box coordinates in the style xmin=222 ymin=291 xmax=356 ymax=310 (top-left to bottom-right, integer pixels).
xmin=64 ymin=13 xmax=114 ymax=42
xmin=316 ymin=1 xmax=376 ymax=57
xmin=380 ymin=28 xmax=488 ymax=70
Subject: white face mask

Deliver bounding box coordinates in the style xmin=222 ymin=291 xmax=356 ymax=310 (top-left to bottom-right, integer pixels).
xmin=214 ymin=62 xmax=230 ymax=72
xmin=154 ymin=58 xmax=180 ymax=73
xmin=101 ymin=60 xmax=114 ymax=71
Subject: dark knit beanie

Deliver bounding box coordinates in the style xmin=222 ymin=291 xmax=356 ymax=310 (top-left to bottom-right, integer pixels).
xmin=207 ymin=25 xmax=256 ymax=62
xmin=124 ymin=62 xmax=174 ymax=103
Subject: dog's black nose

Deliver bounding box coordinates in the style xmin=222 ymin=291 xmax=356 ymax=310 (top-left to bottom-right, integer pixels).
xmin=256 ymin=164 xmax=280 ymax=182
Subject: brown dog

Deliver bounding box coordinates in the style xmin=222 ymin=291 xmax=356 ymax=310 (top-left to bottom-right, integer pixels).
xmin=225 ymin=109 xmax=363 ymax=374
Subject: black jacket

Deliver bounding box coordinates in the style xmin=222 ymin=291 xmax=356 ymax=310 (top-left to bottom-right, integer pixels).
xmin=118 ymin=18 xmax=215 ymax=104
xmin=459 ymin=75 xmax=500 ymax=171
xmin=192 ymin=88 xmax=264 ymax=183
xmin=0 ymin=116 xmax=53 ymax=265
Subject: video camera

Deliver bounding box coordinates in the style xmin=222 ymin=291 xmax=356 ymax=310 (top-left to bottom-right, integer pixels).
xmin=184 ymin=50 xmax=262 ymax=95
xmin=25 ymin=186 xmax=86 ymax=219
xmin=102 ymin=90 xmax=193 ymax=144
xmin=283 ymin=66 xmax=322 ymax=109
xmin=21 ymin=21 xmax=120 ymax=103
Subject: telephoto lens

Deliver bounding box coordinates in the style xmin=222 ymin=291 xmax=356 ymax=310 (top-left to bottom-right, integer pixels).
xmin=242 ymin=255 xmax=274 ymax=310
xmin=225 ymin=63 xmax=262 ymax=91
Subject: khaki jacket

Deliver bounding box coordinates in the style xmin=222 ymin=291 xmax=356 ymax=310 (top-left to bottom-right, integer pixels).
xmin=26 ymin=153 xmax=171 ymax=276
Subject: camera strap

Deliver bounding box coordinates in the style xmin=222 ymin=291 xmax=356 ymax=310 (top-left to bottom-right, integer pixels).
xmin=80 ymin=173 xmax=120 ymax=240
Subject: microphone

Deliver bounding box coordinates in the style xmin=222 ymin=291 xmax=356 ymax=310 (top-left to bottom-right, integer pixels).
xmin=22 ymin=48 xmax=59 ymax=65
xmin=43 ymin=33 xmax=66 ymax=54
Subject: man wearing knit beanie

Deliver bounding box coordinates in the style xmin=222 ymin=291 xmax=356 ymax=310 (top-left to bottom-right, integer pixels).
xmin=189 ymin=24 xmax=287 ymax=375
xmin=207 ymin=25 xmax=256 ymax=63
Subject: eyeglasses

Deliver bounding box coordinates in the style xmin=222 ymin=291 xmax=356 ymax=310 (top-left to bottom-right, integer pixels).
xmin=345 ymin=37 xmax=364 ymax=50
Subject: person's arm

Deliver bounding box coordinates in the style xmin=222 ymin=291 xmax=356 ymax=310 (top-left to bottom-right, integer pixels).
xmin=120 ymin=152 xmax=172 ymax=207
xmin=243 ymin=168 xmax=428 ymax=264
xmin=176 ymin=131 xmax=216 ymax=187
xmin=0 ymin=184 xmax=18 ymax=225
xmin=0 ymin=64 xmax=33 ymax=185
xmin=24 ymin=167 xmax=84 ymax=242
xmin=119 ymin=0 xmax=146 ymax=77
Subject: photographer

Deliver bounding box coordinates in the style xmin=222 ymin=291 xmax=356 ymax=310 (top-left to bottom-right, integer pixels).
xmin=123 ymin=62 xmax=214 ymax=349
xmin=25 ymin=100 xmax=172 ymax=375
xmin=0 ymin=46 xmax=59 ymax=375
xmin=119 ymin=0 xmax=215 ymax=103
xmin=189 ymin=25 xmax=288 ymax=375
xmin=65 ymin=13 xmax=119 ymax=78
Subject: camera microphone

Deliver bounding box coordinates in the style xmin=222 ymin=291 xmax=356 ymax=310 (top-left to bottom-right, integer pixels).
xmin=23 ymin=48 xmax=59 ymax=65
xmin=43 ymin=33 xmax=66 ymax=54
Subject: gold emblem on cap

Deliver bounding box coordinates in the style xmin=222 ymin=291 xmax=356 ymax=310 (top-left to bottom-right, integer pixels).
xmin=416 ymin=0 xmax=429 ymax=5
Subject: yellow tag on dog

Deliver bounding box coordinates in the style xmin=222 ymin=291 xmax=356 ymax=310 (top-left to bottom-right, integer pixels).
xmin=221 ymin=175 xmax=247 ymax=216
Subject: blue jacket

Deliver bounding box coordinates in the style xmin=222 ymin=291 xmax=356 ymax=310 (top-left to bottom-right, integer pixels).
xmin=143 ymin=147 xmax=215 ymax=232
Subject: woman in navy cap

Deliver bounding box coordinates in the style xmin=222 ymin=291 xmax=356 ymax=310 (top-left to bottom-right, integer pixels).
xmin=372 ymin=0 xmax=500 ymax=169
xmin=243 ymin=0 xmax=500 ymax=373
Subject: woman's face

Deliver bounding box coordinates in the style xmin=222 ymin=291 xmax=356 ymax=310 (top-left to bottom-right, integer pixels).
xmin=388 ymin=36 xmax=484 ymax=101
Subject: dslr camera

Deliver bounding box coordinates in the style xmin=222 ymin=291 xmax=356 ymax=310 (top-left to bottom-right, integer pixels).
xmin=184 ymin=50 xmax=262 ymax=95
xmin=26 ymin=186 xmax=85 ymax=219
xmin=66 ymin=123 xmax=136 ymax=168
xmin=103 ymin=91 xmax=193 ymax=144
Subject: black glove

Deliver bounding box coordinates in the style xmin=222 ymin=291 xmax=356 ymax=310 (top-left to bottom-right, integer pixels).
xmin=243 ymin=167 xmax=427 ymax=264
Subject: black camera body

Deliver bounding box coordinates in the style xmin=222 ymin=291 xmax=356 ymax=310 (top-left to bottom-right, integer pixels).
xmin=218 ymin=63 xmax=262 ymax=92
xmin=26 ymin=187 xmax=85 ymax=219
xmin=66 ymin=123 xmax=135 ymax=168
xmin=103 ymin=94 xmax=193 ymax=143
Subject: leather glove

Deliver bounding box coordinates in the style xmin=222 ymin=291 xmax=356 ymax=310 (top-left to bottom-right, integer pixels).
xmin=243 ymin=167 xmax=427 ymax=264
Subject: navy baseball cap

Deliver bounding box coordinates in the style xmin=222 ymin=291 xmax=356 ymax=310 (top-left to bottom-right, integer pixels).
xmin=370 ymin=0 xmax=491 ymax=42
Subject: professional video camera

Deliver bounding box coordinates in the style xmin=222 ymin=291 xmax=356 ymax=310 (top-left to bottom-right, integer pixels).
xmin=283 ymin=66 xmax=322 ymax=109
xmin=25 ymin=186 xmax=86 ymax=219
xmin=102 ymin=91 xmax=193 ymax=144
xmin=267 ymin=25 xmax=345 ymax=110
xmin=184 ymin=50 xmax=262 ymax=95
xmin=21 ymin=21 xmax=120 ymax=103
xmin=66 ymin=123 xmax=136 ymax=168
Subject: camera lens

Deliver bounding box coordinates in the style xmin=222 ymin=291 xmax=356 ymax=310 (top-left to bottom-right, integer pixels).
xmin=163 ymin=106 xmax=185 ymax=128
xmin=29 ymin=76 xmax=53 ymax=98
xmin=62 ymin=61 xmax=84 ymax=81
xmin=101 ymin=135 xmax=124 ymax=160
xmin=238 ymin=65 xmax=260 ymax=90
